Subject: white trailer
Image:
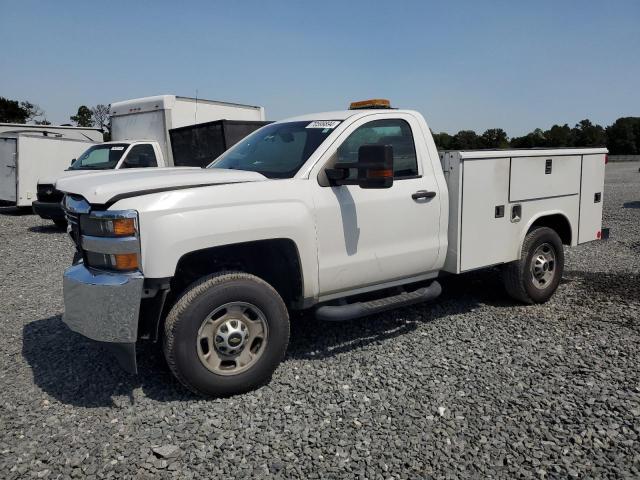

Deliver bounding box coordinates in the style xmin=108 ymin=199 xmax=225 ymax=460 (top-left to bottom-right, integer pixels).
xmin=109 ymin=95 xmax=265 ymax=166
xmin=0 ymin=133 xmax=99 ymax=207
xmin=0 ymin=123 xmax=103 ymax=142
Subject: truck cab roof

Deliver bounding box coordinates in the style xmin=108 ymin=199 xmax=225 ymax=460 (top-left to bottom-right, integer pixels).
xmin=281 ymin=109 xmax=419 ymax=123
xmin=99 ymin=140 xmax=151 ymax=145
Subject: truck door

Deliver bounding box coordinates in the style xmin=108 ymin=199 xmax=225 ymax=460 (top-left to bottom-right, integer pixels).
xmin=0 ymin=137 xmax=17 ymax=203
xmin=312 ymin=114 xmax=441 ymax=297
xmin=119 ymin=144 xmax=159 ymax=168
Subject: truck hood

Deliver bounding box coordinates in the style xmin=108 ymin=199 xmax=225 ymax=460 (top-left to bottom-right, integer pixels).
xmin=56 ymin=168 xmax=267 ymax=205
xmin=39 ymin=169 xmax=96 ymax=186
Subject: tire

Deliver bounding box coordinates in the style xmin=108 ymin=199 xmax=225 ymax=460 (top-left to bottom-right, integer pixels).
xmin=502 ymin=227 xmax=564 ymax=304
xmin=53 ymin=219 xmax=67 ymax=229
xmin=163 ymin=272 xmax=289 ymax=397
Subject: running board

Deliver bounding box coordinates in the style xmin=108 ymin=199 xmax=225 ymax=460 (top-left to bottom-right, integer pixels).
xmin=315 ymin=281 xmax=442 ymax=322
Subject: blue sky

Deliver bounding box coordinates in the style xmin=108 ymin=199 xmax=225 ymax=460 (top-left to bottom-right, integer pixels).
xmin=1 ymin=0 xmax=638 ymax=136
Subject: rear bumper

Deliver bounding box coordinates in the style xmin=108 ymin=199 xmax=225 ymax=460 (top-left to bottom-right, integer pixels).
xmin=32 ymin=200 xmax=65 ymax=220
xmin=63 ymin=263 xmax=144 ymax=373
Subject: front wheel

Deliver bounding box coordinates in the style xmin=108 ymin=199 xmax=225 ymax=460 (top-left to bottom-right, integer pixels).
xmin=163 ymin=272 xmax=290 ymax=397
xmin=502 ymin=227 xmax=565 ymax=304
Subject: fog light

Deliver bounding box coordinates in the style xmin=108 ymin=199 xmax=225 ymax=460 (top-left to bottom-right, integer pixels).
xmin=114 ymin=253 xmax=139 ymax=270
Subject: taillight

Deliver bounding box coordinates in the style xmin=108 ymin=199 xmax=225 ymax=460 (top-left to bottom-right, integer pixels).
xmin=605 ymin=154 xmax=608 ymax=164
xmin=596 ymin=230 xmax=602 ymax=239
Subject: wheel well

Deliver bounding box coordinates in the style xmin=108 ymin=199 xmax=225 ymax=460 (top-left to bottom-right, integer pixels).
xmin=529 ymin=214 xmax=572 ymax=245
xmin=171 ymin=239 xmax=304 ymax=309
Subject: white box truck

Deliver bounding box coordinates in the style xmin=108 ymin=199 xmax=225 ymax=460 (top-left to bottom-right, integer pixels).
xmin=0 ymin=127 xmax=102 ymax=207
xmin=56 ymin=99 xmax=608 ymax=397
xmin=109 ymin=95 xmax=266 ymax=166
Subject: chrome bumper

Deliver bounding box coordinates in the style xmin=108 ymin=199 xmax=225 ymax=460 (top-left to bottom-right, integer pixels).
xmin=63 ymin=263 xmax=144 ymax=345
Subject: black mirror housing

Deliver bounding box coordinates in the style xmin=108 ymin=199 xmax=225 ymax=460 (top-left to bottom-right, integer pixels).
xmin=356 ymin=144 xmax=393 ymax=189
xmin=327 ymin=144 xmax=394 ymax=189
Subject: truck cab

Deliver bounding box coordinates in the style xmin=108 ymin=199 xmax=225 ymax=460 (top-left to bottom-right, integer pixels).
xmin=33 ymin=140 xmax=166 ymax=226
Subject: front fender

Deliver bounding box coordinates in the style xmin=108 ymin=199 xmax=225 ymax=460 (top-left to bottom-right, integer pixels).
xmin=112 ymin=180 xmax=319 ymax=300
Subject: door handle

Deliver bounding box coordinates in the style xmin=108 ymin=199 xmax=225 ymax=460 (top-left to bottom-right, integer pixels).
xmin=511 ymin=204 xmax=522 ymax=223
xmin=412 ymin=190 xmax=436 ymax=200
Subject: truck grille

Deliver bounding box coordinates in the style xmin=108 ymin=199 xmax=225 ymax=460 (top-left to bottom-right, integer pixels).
xmin=62 ymin=196 xmax=84 ymax=249
xmin=37 ymin=184 xmax=64 ymax=203
xmin=66 ymin=211 xmax=81 ymax=248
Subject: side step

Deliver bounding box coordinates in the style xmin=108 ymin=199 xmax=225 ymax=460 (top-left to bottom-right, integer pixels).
xmin=315 ymin=281 xmax=442 ymax=322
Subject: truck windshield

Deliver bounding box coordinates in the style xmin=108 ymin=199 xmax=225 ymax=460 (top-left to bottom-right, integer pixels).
xmin=69 ymin=143 xmax=129 ymax=170
xmin=208 ymin=121 xmax=339 ymax=178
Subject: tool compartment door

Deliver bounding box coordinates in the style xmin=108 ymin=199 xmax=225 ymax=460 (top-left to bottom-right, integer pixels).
xmin=510 ymin=155 xmax=581 ymax=202
xmin=578 ymin=154 xmax=606 ymax=243
xmin=0 ymin=137 xmax=17 ymax=202
xmin=460 ymin=157 xmax=512 ymax=271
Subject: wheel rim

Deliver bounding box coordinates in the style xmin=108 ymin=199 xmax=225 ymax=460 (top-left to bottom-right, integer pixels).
xmin=530 ymin=242 xmax=557 ymax=290
xmin=196 ymin=302 xmax=268 ymax=376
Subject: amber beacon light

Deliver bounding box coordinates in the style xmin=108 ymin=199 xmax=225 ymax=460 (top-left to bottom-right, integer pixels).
xmin=349 ymin=99 xmax=392 ymax=110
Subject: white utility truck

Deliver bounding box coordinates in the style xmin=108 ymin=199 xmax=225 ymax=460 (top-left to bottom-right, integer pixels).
xmin=34 ymin=95 xmax=268 ymax=226
xmin=0 ymin=125 xmax=102 ymax=207
xmin=57 ymin=100 xmax=607 ymax=397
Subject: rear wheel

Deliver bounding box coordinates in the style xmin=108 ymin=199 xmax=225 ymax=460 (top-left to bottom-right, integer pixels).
xmin=502 ymin=227 xmax=564 ymax=304
xmin=163 ymin=272 xmax=289 ymax=397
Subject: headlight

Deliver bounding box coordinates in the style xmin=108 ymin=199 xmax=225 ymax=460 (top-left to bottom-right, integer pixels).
xmin=80 ymin=211 xmax=138 ymax=237
xmin=79 ymin=210 xmax=141 ymax=272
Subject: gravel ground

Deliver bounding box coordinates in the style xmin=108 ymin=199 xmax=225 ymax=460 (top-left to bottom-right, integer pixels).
xmin=1 ymin=162 xmax=639 ymax=479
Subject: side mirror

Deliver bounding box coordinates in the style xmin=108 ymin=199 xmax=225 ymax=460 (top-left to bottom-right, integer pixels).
xmin=70 ymin=158 xmax=76 ymax=165
xmin=326 ymin=144 xmax=394 ymax=189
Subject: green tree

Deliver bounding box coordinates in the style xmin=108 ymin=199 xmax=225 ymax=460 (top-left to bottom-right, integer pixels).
xmin=0 ymin=97 xmax=45 ymax=123
xmin=544 ymin=124 xmax=573 ymax=147
xmin=70 ymin=105 xmax=94 ymax=127
xmin=606 ymin=117 xmax=640 ymax=154
xmin=0 ymin=97 xmax=27 ymax=122
xmin=571 ymin=119 xmax=606 ymax=147
xmin=432 ymin=132 xmax=454 ymax=150
xmin=452 ymin=130 xmax=482 ymax=150
xmin=20 ymin=101 xmax=44 ymax=122
xmin=511 ymin=128 xmax=546 ymax=148
xmin=480 ymin=128 xmax=509 ymax=148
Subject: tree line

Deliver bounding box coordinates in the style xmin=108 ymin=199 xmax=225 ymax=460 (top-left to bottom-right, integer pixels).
xmin=0 ymin=97 xmax=110 ymax=131
xmin=432 ymin=118 xmax=640 ymax=155
xmin=1 ymin=96 xmax=639 ymax=154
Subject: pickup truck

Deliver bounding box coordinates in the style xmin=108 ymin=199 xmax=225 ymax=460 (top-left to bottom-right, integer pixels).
xmin=57 ymin=100 xmax=607 ymax=397
xmin=33 ymin=140 xmax=166 ymax=227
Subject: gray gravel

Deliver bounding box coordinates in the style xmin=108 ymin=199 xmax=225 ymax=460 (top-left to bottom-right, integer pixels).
xmin=1 ymin=162 xmax=639 ymax=479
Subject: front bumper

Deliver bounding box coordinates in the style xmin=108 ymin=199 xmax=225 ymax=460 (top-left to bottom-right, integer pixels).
xmin=63 ymin=263 xmax=144 ymax=372
xmin=32 ymin=200 xmax=65 ymax=220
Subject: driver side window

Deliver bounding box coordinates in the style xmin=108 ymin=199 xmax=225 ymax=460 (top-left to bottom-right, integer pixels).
xmin=122 ymin=144 xmax=158 ymax=168
xmin=336 ymin=119 xmax=419 ymax=180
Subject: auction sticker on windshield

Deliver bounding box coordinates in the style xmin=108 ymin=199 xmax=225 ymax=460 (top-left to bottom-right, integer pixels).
xmin=306 ymin=120 xmax=341 ymax=129
xmin=111 ymin=146 xmax=125 ymax=151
